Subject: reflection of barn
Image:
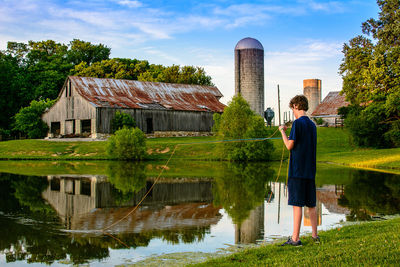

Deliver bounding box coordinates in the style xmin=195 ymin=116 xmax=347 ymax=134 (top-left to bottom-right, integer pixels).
xmin=42 ymin=76 xmax=225 ymax=138
xmin=316 ymin=185 xmax=350 ymax=215
xmin=41 ymin=175 xmax=221 ymax=232
xmin=311 ymin=91 xmax=349 ymax=126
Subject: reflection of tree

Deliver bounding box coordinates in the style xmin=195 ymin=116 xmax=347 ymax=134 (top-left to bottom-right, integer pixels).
xmin=12 ymin=175 xmax=54 ymax=214
xmin=338 ymin=170 xmax=400 ymax=221
xmin=106 ymin=162 xmax=146 ymax=204
xmin=212 ymin=162 xmax=274 ymax=225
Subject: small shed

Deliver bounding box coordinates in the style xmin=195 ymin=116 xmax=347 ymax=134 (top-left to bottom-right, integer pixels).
xmin=42 ymin=76 xmax=226 ymax=138
xmin=311 ymin=91 xmax=349 ymax=126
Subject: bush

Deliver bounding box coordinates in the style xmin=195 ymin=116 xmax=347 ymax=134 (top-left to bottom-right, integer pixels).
xmin=211 ymin=113 xmax=221 ymax=133
xmin=13 ymin=99 xmax=55 ymax=139
xmin=313 ymin=117 xmax=325 ymax=126
xmin=107 ymin=127 xmax=146 ymax=160
xmin=343 ymin=104 xmax=391 ymax=148
xmin=215 ymin=95 xmax=274 ymax=161
xmin=384 ymin=121 xmax=400 ymax=147
xmin=111 ymin=111 xmax=136 ymax=133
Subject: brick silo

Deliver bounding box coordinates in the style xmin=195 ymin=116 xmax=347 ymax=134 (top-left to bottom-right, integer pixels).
xmin=303 ymin=79 xmax=321 ymax=116
xmin=235 ymin=37 xmax=264 ymax=116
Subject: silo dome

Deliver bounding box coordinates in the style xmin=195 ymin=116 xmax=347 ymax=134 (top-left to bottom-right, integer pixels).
xmin=235 ymin=37 xmax=264 ymax=50
xmin=234 ymin=37 xmax=264 ymax=116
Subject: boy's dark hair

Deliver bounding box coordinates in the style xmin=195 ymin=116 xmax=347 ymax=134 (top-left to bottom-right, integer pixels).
xmin=289 ymin=95 xmax=309 ymax=111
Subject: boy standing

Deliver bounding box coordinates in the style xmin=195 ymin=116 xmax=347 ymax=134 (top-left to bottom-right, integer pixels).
xmin=278 ymin=95 xmax=319 ymax=246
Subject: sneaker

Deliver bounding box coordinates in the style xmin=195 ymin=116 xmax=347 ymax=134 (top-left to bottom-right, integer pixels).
xmin=281 ymin=237 xmax=302 ymax=246
xmin=312 ymin=236 xmax=320 ymax=244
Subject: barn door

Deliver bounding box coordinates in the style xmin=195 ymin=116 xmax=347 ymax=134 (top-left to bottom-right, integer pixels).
xmin=146 ymin=118 xmax=153 ymax=133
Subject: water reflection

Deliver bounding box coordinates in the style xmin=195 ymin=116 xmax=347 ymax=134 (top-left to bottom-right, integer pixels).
xmin=0 ymin=162 xmax=399 ymax=265
xmin=212 ymin=162 xmax=275 ymax=244
xmin=338 ymin=169 xmax=400 ymax=221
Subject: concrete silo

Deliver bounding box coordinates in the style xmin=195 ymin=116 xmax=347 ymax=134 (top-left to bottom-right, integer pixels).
xmin=235 ymin=37 xmax=264 ymax=116
xmin=303 ymin=79 xmax=321 ymax=116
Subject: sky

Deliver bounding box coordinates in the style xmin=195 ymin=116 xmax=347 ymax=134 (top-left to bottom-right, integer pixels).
xmin=0 ymin=0 xmax=380 ymax=117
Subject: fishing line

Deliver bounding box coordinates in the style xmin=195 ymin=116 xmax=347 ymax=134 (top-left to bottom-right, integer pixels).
xmin=101 ymin=127 xmax=286 ymax=238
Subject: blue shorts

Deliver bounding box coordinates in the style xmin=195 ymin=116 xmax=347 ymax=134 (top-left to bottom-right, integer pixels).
xmin=288 ymin=177 xmax=316 ymax=207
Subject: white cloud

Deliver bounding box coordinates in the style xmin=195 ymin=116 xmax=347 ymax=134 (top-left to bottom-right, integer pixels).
xmin=118 ymin=0 xmax=143 ymax=8
xmin=298 ymin=0 xmax=346 ymax=13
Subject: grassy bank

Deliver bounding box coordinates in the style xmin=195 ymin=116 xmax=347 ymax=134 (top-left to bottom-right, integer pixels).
xmin=0 ymin=127 xmax=399 ymax=173
xmin=192 ymin=217 xmax=400 ymax=267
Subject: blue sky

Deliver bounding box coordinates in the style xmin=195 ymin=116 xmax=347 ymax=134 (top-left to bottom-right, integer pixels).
xmin=0 ymin=0 xmax=379 ymax=115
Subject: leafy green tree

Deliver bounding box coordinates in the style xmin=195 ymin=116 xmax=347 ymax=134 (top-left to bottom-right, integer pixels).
xmin=67 ymin=39 xmax=110 ymax=65
xmin=107 ymin=127 xmax=147 ymax=160
xmin=24 ymin=40 xmax=72 ymax=100
xmin=339 ymin=0 xmax=400 ymax=147
xmin=72 ymin=58 xmax=142 ymax=79
xmin=73 ymin=59 xmax=214 ymax=86
xmin=215 ymin=94 xmax=274 ymax=161
xmin=111 ymin=111 xmax=136 ymax=133
xmin=0 ymin=53 xmax=29 ymax=130
xmin=13 ymin=99 xmax=55 ymax=138
xmin=4 ymin=39 xmax=111 ymax=103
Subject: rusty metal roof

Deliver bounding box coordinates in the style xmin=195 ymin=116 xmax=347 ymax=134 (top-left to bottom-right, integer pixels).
xmin=68 ymin=76 xmax=225 ymax=112
xmin=311 ymin=91 xmax=349 ymax=116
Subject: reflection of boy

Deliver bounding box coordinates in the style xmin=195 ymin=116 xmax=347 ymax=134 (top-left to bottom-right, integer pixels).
xmin=278 ymin=95 xmax=319 ymax=246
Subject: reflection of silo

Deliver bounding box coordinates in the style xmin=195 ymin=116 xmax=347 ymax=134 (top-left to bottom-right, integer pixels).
xmin=235 ymin=37 xmax=264 ymax=116
xmin=235 ymin=204 xmax=264 ymax=244
xmin=303 ymin=79 xmax=321 ymax=116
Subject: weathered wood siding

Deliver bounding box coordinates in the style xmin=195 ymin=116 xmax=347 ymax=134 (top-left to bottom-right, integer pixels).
xmin=42 ymin=81 xmax=97 ymax=134
xmin=97 ymin=108 xmax=217 ymax=133
xmin=43 ymin=82 xmax=97 ymax=123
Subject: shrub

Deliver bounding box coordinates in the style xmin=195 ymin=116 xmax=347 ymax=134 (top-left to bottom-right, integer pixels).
xmin=13 ymin=99 xmax=55 ymax=139
xmin=211 ymin=113 xmax=221 ymax=133
xmin=343 ymin=104 xmax=391 ymax=148
xmin=313 ymin=117 xmax=325 ymax=126
xmin=107 ymin=127 xmax=146 ymax=160
xmin=215 ymin=95 xmax=274 ymax=161
xmin=111 ymin=111 xmax=136 ymax=133
xmin=384 ymin=121 xmax=400 ymax=147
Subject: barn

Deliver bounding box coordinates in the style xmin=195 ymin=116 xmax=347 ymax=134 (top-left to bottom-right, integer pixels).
xmin=311 ymin=91 xmax=349 ymax=127
xmin=42 ymin=76 xmax=225 ymax=138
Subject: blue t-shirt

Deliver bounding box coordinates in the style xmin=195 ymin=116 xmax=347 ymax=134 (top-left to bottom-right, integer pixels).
xmin=288 ymin=116 xmax=317 ymax=180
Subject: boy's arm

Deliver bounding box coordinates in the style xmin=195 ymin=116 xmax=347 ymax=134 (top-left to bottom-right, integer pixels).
xmin=279 ymin=126 xmax=295 ymax=150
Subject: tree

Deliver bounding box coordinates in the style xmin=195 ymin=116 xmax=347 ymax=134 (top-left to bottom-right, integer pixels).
xmin=339 ymin=0 xmax=400 ymax=147
xmin=13 ymin=99 xmax=55 ymax=138
xmin=67 ymin=39 xmax=110 ymax=66
xmin=72 ymin=59 xmax=214 ymax=86
xmin=215 ymin=94 xmax=274 ymax=161
xmin=0 ymin=53 xmax=29 ymax=130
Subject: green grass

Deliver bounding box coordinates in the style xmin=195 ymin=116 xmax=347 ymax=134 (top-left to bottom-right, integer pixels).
xmin=0 ymin=139 xmax=107 ymax=159
xmin=192 ymin=217 xmax=400 ymax=267
xmin=0 ymin=128 xmax=399 ymax=173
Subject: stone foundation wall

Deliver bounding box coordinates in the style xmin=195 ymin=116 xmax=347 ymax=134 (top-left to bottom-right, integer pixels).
xmin=150 ymin=131 xmax=214 ymax=138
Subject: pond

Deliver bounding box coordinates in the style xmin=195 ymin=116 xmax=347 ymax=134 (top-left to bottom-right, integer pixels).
xmin=0 ymin=161 xmax=399 ymax=265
